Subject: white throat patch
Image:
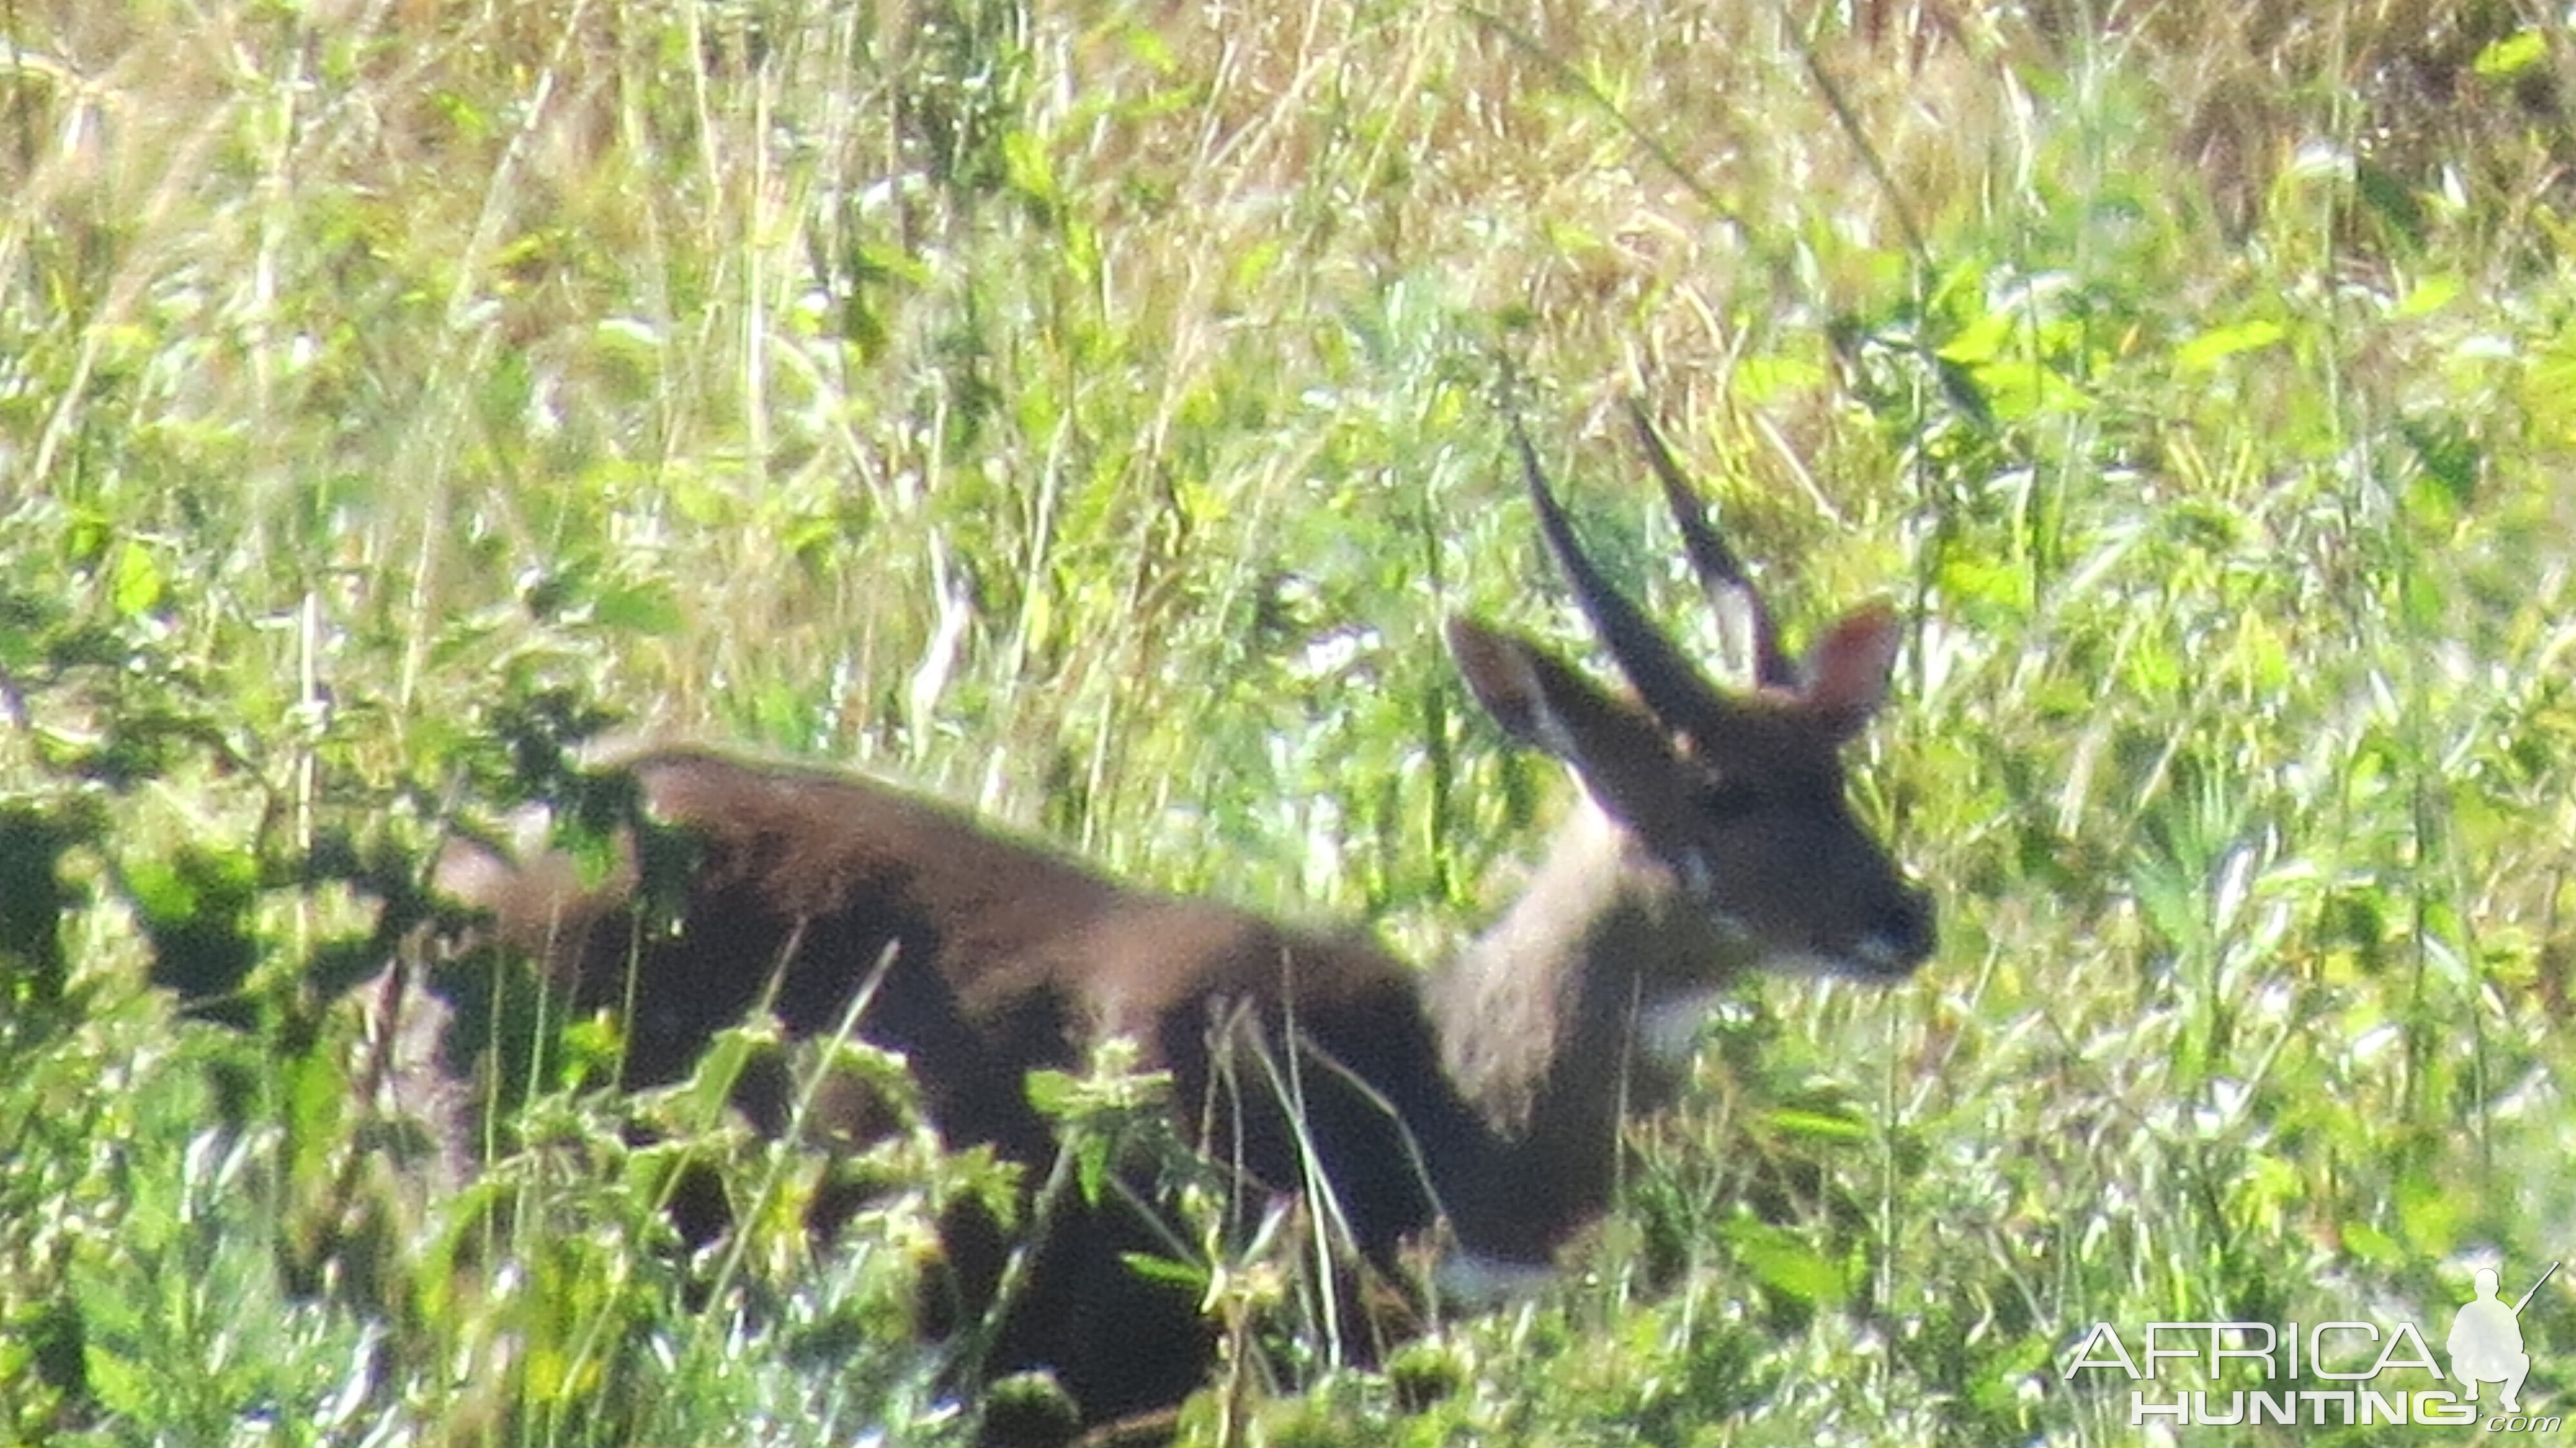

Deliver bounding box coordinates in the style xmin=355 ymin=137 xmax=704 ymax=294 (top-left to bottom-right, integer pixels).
xmin=1435 ymin=1248 xmax=1558 ymax=1309
xmin=1639 ymin=986 xmax=1730 ymax=1067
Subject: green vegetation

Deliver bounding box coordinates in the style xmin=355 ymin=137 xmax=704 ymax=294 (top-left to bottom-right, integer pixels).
xmin=5 ymin=0 xmax=2572 ymax=1442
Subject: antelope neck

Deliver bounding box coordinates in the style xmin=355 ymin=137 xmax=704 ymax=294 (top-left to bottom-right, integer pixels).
xmin=1426 ymin=794 xmax=1752 ymax=1257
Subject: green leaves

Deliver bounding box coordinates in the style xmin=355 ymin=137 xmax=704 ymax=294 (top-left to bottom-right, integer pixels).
xmin=4 ymin=0 xmax=2574 ymax=1443
xmin=2473 ymin=30 xmax=2549 ymax=79
xmin=2173 ymin=318 xmax=2287 ymax=374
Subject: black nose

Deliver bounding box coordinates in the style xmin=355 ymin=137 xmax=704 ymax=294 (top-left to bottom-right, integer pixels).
xmin=1875 ymin=884 xmax=1937 ymax=973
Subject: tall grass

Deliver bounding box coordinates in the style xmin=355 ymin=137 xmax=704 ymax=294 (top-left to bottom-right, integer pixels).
xmin=4 ymin=1 xmax=2572 ymax=1443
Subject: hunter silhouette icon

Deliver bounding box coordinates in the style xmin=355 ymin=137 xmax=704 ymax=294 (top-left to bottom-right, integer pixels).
xmin=2449 ymin=1262 xmax=2559 ymax=1413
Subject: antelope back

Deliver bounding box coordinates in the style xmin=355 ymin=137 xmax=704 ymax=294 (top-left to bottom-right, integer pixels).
xmin=433 ymin=750 xmax=1477 ymax=1174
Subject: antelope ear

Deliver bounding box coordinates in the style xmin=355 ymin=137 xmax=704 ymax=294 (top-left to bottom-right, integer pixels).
xmin=1446 ymin=615 xmax=1693 ymax=834
xmin=1798 ymin=602 xmax=1900 ymax=738
xmin=1446 ymin=616 xmax=1562 ymax=752
xmin=1446 ymin=615 xmax=1649 ymax=767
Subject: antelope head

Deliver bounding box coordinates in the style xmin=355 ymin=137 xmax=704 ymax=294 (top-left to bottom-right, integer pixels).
xmin=1439 ymin=404 xmax=1935 ymax=1123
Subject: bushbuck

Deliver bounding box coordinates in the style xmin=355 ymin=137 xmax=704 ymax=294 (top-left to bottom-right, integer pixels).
xmin=422 ymin=405 xmax=1935 ymax=1439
